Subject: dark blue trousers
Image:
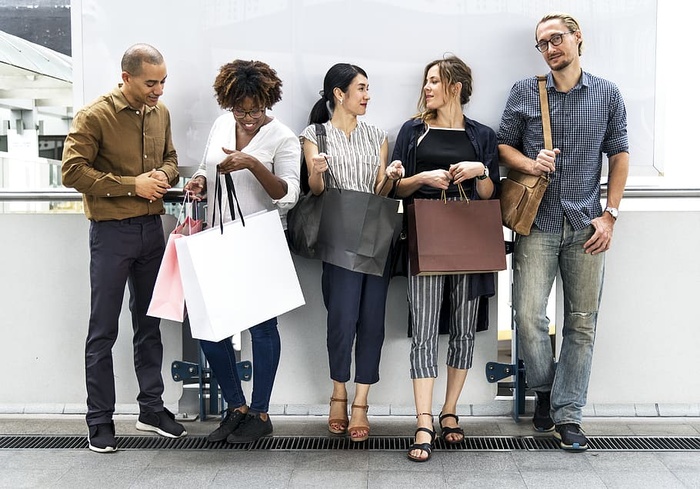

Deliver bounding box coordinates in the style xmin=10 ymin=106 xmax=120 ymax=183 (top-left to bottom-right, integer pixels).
xmin=321 ymin=262 xmax=390 ymax=384
xmin=85 ymin=215 xmax=166 ymax=426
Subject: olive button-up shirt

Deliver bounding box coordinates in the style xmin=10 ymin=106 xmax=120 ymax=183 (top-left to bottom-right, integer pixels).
xmin=61 ymin=86 xmax=179 ymax=221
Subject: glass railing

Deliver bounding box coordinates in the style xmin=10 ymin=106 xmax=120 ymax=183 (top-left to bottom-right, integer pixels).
xmin=0 ymin=150 xmax=196 ymax=215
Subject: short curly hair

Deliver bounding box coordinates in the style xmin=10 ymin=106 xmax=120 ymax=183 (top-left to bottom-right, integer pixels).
xmin=213 ymin=59 xmax=283 ymax=111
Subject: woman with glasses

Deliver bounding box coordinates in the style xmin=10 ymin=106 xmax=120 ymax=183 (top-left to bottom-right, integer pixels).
xmin=391 ymin=55 xmax=500 ymax=462
xmin=183 ymin=59 xmax=300 ymax=444
xmin=300 ymin=63 xmax=403 ymax=442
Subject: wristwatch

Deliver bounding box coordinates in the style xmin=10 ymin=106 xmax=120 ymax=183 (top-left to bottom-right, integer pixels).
xmin=604 ymin=207 xmax=619 ymax=220
xmin=476 ymin=165 xmax=489 ymax=180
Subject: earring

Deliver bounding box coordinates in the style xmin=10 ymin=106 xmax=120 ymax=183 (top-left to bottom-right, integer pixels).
xmin=340 ymin=99 xmax=344 ymax=105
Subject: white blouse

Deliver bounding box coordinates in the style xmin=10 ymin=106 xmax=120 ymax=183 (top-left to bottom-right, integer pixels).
xmin=192 ymin=113 xmax=301 ymax=229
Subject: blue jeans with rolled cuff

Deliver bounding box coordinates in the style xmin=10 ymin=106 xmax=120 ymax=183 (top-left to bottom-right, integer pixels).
xmin=513 ymin=218 xmax=604 ymax=426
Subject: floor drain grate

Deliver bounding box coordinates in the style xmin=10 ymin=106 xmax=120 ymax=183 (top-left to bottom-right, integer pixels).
xmin=2 ymin=435 xmax=700 ymax=451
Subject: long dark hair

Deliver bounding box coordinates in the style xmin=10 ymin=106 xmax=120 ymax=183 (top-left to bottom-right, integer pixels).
xmin=308 ymin=63 xmax=368 ymax=124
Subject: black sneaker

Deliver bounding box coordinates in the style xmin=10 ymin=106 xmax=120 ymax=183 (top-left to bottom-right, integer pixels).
xmin=88 ymin=421 xmax=116 ymax=453
xmin=135 ymin=408 xmax=187 ymax=438
xmin=554 ymin=423 xmax=589 ymax=451
xmin=533 ymin=391 xmax=555 ymax=432
xmin=206 ymin=408 xmax=247 ymax=443
xmin=226 ymin=413 xmax=273 ymax=444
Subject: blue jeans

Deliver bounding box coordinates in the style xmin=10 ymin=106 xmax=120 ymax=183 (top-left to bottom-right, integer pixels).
xmin=199 ymin=317 xmax=280 ymax=413
xmin=513 ymin=219 xmax=604 ymax=425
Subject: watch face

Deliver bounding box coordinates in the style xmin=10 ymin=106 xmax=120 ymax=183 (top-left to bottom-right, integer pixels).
xmin=606 ymin=207 xmax=618 ymax=218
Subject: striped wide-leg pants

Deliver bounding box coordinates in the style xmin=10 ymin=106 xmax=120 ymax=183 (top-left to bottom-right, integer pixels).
xmin=408 ymin=273 xmax=478 ymax=379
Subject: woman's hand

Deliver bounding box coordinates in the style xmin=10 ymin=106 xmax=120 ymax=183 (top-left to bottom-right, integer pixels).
xmin=217 ymin=147 xmax=258 ymax=174
xmin=311 ymin=152 xmax=330 ymax=175
xmin=449 ymin=161 xmax=485 ymax=185
xmin=422 ymin=169 xmax=452 ymax=190
xmin=385 ymin=160 xmax=405 ymax=180
xmin=183 ymin=175 xmax=207 ymax=200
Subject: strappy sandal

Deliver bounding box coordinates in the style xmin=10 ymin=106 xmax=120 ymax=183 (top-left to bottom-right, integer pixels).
xmin=407 ymin=413 xmax=435 ymax=462
xmin=439 ymin=412 xmax=465 ymax=444
xmin=328 ymin=397 xmax=348 ymax=434
xmin=348 ymin=404 xmax=370 ymax=442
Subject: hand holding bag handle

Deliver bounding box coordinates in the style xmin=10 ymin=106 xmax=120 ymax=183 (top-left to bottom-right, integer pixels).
xmin=287 ymin=123 xmax=339 ymax=258
xmin=499 ymin=75 xmax=552 ymax=236
xmin=212 ymin=168 xmax=245 ymax=234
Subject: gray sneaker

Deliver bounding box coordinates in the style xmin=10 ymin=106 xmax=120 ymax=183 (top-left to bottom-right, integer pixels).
xmin=554 ymin=423 xmax=589 ymax=451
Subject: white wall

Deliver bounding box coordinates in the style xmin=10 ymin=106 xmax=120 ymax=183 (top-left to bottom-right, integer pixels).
xmin=2 ymin=202 xmax=699 ymax=415
xmin=0 ymin=214 xmax=183 ymax=414
xmin=6 ymin=0 xmax=689 ymax=416
xmin=71 ymin=0 xmax=658 ymax=174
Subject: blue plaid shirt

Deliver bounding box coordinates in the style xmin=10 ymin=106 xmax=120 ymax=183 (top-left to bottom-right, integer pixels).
xmin=497 ymin=71 xmax=629 ymax=233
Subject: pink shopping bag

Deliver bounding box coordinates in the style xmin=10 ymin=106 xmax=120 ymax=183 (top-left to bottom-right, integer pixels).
xmin=147 ymin=198 xmax=203 ymax=322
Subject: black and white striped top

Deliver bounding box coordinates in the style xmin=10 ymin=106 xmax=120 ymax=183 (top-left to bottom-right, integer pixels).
xmin=301 ymin=120 xmax=387 ymax=193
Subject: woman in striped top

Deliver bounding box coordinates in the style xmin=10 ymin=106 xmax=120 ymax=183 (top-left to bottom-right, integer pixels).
xmin=300 ymin=63 xmax=403 ymax=443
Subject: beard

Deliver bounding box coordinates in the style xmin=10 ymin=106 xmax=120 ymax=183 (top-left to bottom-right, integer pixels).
xmin=548 ymin=55 xmax=574 ymax=72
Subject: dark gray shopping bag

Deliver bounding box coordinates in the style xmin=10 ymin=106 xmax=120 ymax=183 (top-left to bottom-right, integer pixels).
xmin=316 ymin=188 xmax=402 ymax=276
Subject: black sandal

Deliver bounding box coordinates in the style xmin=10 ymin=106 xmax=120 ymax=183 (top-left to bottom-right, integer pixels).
xmin=439 ymin=412 xmax=465 ymax=444
xmin=407 ymin=413 xmax=435 ymax=462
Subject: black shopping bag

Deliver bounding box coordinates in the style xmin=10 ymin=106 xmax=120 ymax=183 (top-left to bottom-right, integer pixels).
xmin=316 ymin=188 xmax=402 ymax=276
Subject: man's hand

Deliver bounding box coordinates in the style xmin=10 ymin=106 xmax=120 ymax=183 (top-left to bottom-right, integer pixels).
xmin=152 ymin=169 xmax=170 ymax=184
xmin=530 ymin=148 xmax=560 ymax=176
xmin=135 ymin=169 xmax=170 ymax=202
xmin=584 ymin=214 xmax=615 ymax=254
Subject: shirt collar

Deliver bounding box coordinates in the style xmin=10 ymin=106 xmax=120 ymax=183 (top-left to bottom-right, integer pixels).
xmin=111 ymin=84 xmax=159 ymax=114
xmin=545 ymin=70 xmax=589 ymax=91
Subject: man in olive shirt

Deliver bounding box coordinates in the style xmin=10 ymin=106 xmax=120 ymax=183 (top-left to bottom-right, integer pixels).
xmin=62 ymin=43 xmax=185 ymax=453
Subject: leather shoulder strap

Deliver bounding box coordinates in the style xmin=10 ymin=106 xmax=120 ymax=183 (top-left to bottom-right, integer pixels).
xmin=537 ymin=75 xmax=552 ymax=150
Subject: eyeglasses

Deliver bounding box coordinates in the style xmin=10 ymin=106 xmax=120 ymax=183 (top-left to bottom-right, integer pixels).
xmin=232 ymin=107 xmax=265 ymax=119
xmin=535 ymin=31 xmax=575 ymax=53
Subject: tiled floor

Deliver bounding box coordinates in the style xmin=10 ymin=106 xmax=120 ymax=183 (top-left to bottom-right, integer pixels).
xmin=1 ymin=414 xmax=700 ymax=488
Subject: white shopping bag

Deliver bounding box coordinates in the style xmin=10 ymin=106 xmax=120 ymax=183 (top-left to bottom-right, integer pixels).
xmin=175 ymin=209 xmax=305 ymax=341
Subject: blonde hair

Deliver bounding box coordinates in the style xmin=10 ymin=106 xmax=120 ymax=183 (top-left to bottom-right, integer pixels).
xmin=537 ymin=12 xmax=584 ymax=56
xmin=415 ymin=55 xmax=472 ymax=122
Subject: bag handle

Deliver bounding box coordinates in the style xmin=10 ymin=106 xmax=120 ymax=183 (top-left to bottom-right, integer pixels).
xmin=377 ymin=176 xmax=401 ymax=196
xmin=176 ymin=192 xmax=200 ymax=235
xmin=212 ymin=168 xmax=245 ymax=234
xmin=439 ymin=182 xmax=470 ymax=204
xmin=176 ymin=192 xmax=191 ymax=225
xmin=315 ymin=123 xmax=340 ymax=190
xmin=537 ymin=75 xmax=553 ymax=151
